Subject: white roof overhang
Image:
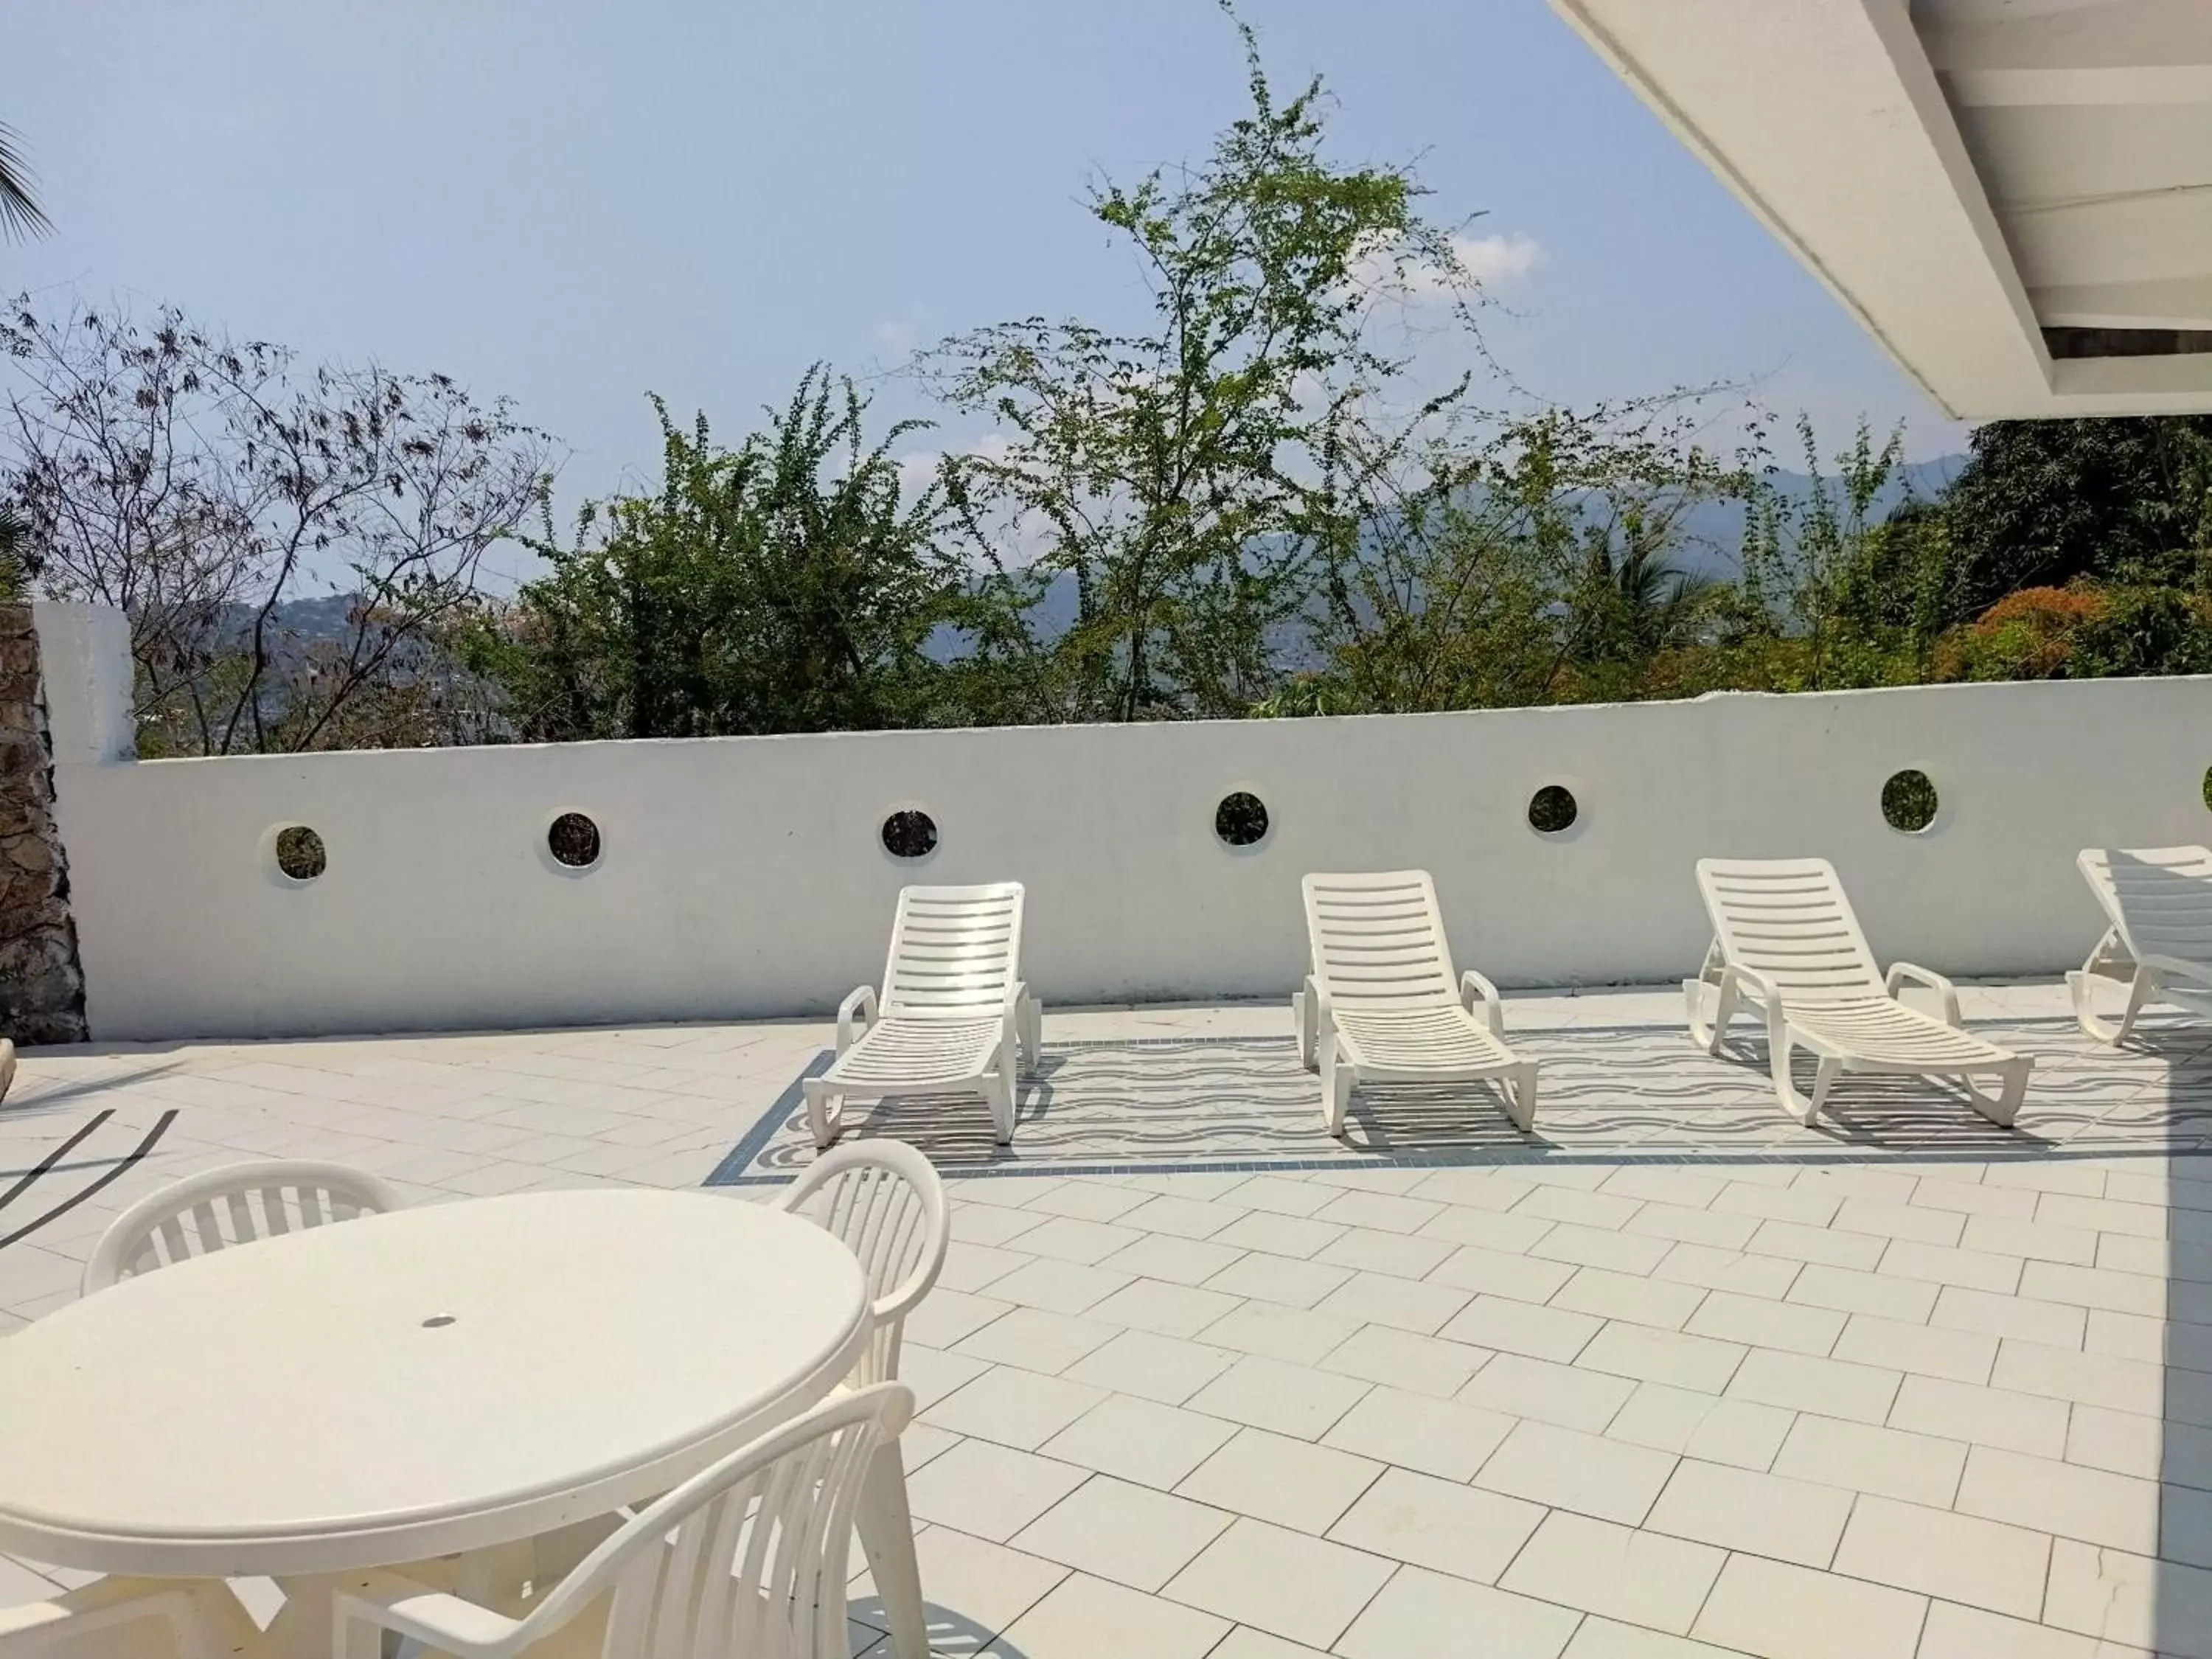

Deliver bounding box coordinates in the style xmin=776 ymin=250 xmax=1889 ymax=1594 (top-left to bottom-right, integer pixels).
xmin=1547 ymin=0 xmax=2212 ymax=418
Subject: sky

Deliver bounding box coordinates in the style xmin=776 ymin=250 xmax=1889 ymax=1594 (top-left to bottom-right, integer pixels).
xmin=3 ymin=0 xmax=1968 ymax=531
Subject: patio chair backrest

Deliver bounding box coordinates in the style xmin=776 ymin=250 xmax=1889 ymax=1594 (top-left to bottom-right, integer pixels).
xmin=773 ymin=1141 xmax=948 ymax=1385
xmin=518 ymin=1383 xmax=912 ymax=1659
xmin=1302 ymin=870 xmax=1460 ymax=1012
xmin=82 ymin=1160 xmax=405 ymax=1295
xmin=2079 ymin=846 xmax=2212 ymax=974
xmin=880 ymin=883 xmax=1025 ymax=1020
xmin=1695 ymin=858 xmax=1885 ymax=1002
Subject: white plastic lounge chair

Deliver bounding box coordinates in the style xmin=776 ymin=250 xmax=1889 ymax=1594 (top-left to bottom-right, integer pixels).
xmin=83 ymin=1160 xmax=405 ymax=1295
xmin=2068 ymin=846 xmax=2212 ymax=1045
xmin=806 ymin=883 xmax=1040 ymax=1148
xmin=332 ymin=1382 xmax=913 ymax=1659
xmin=772 ymin=1141 xmax=949 ymax=1387
xmin=1293 ymin=870 xmax=1537 ymax=1135
xmin=1686 ymin=857 xmax=2030 ymax=1127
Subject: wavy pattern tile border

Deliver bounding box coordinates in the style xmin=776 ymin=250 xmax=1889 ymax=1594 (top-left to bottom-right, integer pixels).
xmin=704 ymin=1017 xmax=2212 ymax=1186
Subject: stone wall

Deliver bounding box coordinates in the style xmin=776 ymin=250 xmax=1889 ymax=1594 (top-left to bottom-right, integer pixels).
xmin=0 ymin=605 xmax=88 ymax=1044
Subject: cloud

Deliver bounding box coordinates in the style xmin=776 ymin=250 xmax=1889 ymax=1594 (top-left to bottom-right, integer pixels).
xmin=1451 ymin=232 xmax=1545 ymax=287
xmin=1357 ymin=230 xmax=1547 ymax=300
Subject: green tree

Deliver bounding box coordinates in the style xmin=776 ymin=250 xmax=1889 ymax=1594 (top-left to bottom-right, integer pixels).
xmin=1942 ymin=416 xmax=2212 ymax=615
xmin=924 ymin=10 xmax=1483 ymax=722
xmin=1304 ymin=403 xmax=1747 ymax=712
xmin=1733 ymin=418 xmax=1913 ymax=688
xmin=467 ymin=367 xmax=993 ymax=740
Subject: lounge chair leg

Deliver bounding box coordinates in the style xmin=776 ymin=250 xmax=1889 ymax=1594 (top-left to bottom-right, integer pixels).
xmin=804 ymin=1079 xmax=843 ymax=1150
xmin=1966 ymin=1060 xmax=2030 ymax=1128
xmin=1770 ymin=1034 xmax=1832 ymax=1126
xmin=1505 ymin=1062 xmax=1538 ymax=1133
xmin=1319 ymin=1036 xmax=1352 ymax=1136
xmin=2069 ymin=961 xmax=2154 ymax=1047
xmin=1295 ymin=981 xmax=1320 ymax=1072
xmin=1019 ymin=995 xmax=1043 ymax=1074
xmin=1685 ymin=975 xmax=1736 ymax=1056
xmin=990 ymin=1071 xmax=1016 ymax=1145
xmin=1806 ymin=1057 xmax=1840 ymax=1124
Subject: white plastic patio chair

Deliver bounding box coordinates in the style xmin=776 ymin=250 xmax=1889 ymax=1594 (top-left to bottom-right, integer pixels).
xmin=82 ymin=1160 xmax=405 ymax=1295
xmin=804 ymin=883 xmax=1040 ymax=1148
xmin=0 ymin=1574 xmax=267 ymax=1659
xmin=2068 ymin=846 xmax=2212 ymax=1045
xmin=1686 ymin=857 xmax=2031 ymax=1127
xmin=331 ymin=1383 xmax=913 ymax=1659
xmin=771 ymin=1140 xmax=948 ymax=1387
xmin=1293 ymin=870 xmax=1538 ymax=1135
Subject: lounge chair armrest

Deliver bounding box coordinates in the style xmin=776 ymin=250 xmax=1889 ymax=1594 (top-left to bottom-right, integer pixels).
xmin=1887 ymin=961 xmax=1962 ymax=1026
xmin=1721 ymin=963 xmax=1781 ymax=1009
xmin=1461 ymin=970 xmax=1506 ymax=1037
xmin=836 ymin=985 xmax=878 ymax=1054
xmin=333 ymin=1569 xmax=525 ymax=1659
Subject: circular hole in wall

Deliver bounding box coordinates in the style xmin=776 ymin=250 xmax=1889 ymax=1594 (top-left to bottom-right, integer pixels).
xmin=546 ymin=812 xmax=602 ymax=869
xmin=1882 ymin=769 xmax=1939 ymax=833
xmin=2202 ymin=765 xmax=2211 ymax=813
xmin=1528 ymin=785 xmax=1579 ymax=835
xmin=1214 ymin=791 xmax=1270 ymax=848
xmin=274 ymin=826 xmax=327 ymax=882
xmin=882 ymin=809 xmax=939 ymax=860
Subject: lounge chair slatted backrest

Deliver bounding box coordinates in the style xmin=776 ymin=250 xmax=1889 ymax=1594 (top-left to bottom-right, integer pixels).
xmin=2070 ymin=846 xmax=2212 ymax=1043
xmin=1302 ymin=871 xmax=1460 ymax=1011
xmin=880 ymin=884 xmax=1025 ymax=1019
xmin=1694 ymin=858 xmax=1886 ymax=1002
xmin=2080 ymin=846 xmax=2212 ymax=974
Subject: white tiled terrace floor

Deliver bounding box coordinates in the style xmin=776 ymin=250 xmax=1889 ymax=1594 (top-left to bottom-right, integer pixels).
xmin=4 ymin=984 xmax=2212 ymax=1659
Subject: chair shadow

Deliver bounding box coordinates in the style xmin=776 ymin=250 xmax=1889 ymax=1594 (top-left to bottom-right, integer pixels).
xmin=1 ymin=1060 xmax=187 ymax=1116
xmin=1710 ymin=1034 xmax=2065 ymax=1152
xmin=846 ymin=1595 xmax=1030 ymax=1658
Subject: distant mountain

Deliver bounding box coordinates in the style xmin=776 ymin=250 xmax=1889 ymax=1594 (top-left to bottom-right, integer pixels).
xmin=261 ymin=453 xmax=1966 ymax=660
xmin=947 ymin=454 xmax=1971 ymax=646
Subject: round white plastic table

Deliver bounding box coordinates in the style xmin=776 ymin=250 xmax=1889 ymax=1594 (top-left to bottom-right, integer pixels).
xmin=0 ymin=1189 xmax=869 ymax=1579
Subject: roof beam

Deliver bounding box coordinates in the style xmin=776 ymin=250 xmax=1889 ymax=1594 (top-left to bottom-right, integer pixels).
xmin=2034 ymin=274 xmax=2212 ymax=332
xmin=1927 ymin=0 xmax=2212 ymax=108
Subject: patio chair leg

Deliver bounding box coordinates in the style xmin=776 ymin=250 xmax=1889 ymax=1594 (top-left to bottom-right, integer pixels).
xmin=1503 ymin=1062 xmax=1538 ymax=1133
xmin=804 ymin=1079 xmax=843 ymax=1150
xmin=2068 ymin=961 xmax=2154 ymax=1047
xmin=989 ymin=1069 xmax=1016 ymax=1145
xmin=1293 ymin=986 xmax=1319 ymax=1072
xmin=1319 ymin=1036 xmax=1353 ymax=1136
xmin=855 ymin=1439 xmax=930 ymax=1659
xmin=1966 ymin=1059 xmax=2030 ymax=1129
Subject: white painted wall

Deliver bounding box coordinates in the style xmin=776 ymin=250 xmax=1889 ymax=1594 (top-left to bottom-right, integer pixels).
xmin=31 ymin=604 xmax=2212 ymax=1042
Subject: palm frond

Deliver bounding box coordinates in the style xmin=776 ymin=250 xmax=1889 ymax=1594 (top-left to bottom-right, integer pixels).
xmin=0 ymin=122 xmax=54 ymax=242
